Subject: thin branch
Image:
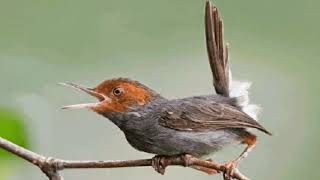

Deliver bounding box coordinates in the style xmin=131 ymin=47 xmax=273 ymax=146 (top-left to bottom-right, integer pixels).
xmin=0 ymin=137 xmax=63 ymax=180
xmin=0 ymin=136 xmax=248 ymax=180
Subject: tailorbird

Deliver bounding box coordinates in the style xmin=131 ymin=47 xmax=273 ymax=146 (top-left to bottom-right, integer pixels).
xmin=60 ymin=1 xmax=271 ymax=179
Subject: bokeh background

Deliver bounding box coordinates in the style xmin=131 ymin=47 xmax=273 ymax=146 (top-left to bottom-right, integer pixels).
xmin=0 ymin=0 xmax=319 ymax=179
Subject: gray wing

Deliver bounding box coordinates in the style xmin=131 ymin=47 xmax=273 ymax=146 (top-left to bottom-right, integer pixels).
xmin=205 ymin=1 xmax=230 ymax=97
xmin=158 ymin=101 xmax=272 ymax=135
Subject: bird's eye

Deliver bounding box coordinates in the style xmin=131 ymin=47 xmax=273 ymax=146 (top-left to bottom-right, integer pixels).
xmin=113 ymin=87 xmax=124 ymax=96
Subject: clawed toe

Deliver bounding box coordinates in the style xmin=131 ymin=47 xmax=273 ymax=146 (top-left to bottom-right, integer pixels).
xmin=151 ymin=154 xmax=192 ymax=175
xmin=151 ymin=155 xmax=167 ymax=175
xmin=221 ymin=160 xmax=239 ymax=180
xmin=151 ymin=154 xmax=241 ymax=179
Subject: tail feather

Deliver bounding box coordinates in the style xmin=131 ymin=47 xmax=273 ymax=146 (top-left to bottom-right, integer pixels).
xmin=205 ymin=1 xmax=261 ymax=121
xmin=205 ymin=1 xmax=230 ymax=97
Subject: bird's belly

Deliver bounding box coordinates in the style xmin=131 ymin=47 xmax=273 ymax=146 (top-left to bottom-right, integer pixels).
xmin=124 ymin=128 xmax=243 ymax=157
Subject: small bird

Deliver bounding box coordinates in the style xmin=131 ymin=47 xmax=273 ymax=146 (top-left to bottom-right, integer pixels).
xmin=60 ymin=1 xmax=271 ymax=179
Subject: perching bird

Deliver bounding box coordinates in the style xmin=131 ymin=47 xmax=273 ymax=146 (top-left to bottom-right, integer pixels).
xmin=60 ymin=1 xmax=271 ymax=179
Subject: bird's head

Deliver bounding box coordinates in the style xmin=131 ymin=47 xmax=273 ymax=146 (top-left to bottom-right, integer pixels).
xmin=60 ymin=78 xmax=158 ymax=115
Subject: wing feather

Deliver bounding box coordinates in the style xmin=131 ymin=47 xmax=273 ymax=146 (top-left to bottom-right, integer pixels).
xmin=158 ymin=102 xmax=271 ymax=135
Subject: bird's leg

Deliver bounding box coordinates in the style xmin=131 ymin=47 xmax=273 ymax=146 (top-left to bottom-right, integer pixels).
xmin=222 ymin=135 xmax=257 ymax=180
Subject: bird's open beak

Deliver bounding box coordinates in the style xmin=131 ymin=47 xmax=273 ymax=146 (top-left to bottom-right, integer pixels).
xmin=59 ymin=82 xmax=111 ymax=110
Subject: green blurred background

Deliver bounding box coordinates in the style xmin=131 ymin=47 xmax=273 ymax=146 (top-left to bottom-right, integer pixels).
xmin=0 ymin=0 xmax=318 ymax=179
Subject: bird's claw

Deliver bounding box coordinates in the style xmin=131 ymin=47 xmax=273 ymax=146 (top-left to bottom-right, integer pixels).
xmin=151 ymin=155 xmax=168 ymax=175
xmin=221 ymin=160 xmax=240 ymax=180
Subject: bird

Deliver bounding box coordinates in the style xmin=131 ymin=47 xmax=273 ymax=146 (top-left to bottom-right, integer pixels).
xmin=60 ymin=1 xmax=271 ymax=179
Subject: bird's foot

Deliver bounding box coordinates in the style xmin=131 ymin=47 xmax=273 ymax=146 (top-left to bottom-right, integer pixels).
xmin=220 ymin=160 xmax=240 ymax=180
xmin=151 ymin=155 xmax=168 ymax=175
xmin=152 ymin=154 xmax=220 ymax=175
xmin=151 ymin=154 xmax=193 ymax=175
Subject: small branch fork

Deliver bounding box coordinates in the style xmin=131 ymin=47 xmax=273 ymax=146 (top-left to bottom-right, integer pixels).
xmin=0 ymin=136 xmax=248 ymax=180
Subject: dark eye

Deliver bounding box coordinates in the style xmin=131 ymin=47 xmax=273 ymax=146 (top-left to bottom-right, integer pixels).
xmin=113 ymin=87 xmax=124 ymax=96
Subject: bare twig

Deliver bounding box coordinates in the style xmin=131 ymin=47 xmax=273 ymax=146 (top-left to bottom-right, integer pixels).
xmin=0 ymin=137 xmax=63 ymax=180
xmin=0 ymin=136 xmax=248 ymax=180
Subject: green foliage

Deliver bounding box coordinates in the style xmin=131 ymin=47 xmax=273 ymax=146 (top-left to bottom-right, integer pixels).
xmin=0 ymin=108 xmax=29 ymax=159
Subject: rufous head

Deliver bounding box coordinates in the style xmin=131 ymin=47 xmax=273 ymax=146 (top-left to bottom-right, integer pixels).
xmin=60 ymin=78 xmax=157 ymax=114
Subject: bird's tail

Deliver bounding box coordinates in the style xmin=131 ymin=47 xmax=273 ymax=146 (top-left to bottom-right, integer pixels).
xmin=205 ymin=1 xmax=260 ymax=120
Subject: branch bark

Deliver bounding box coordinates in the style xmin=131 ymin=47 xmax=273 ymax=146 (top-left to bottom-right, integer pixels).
xmin=0 ymin=136 xmax=248 ymax=180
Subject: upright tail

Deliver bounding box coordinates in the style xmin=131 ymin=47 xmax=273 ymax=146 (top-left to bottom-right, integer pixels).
xmin=205 ymin=1 xmax=260 ymax=120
